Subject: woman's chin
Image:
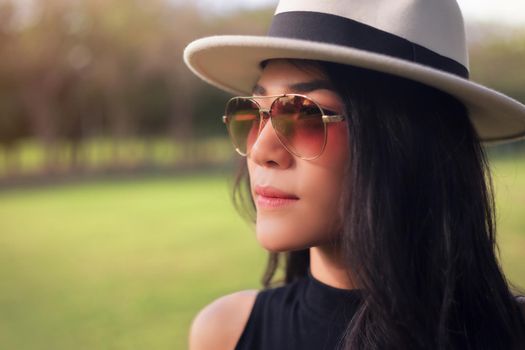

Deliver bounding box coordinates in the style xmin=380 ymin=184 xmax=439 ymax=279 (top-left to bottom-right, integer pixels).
xmin=255 ymin=223 xmax=314 ymax=253
xmin=259 ymin=241 xmax=310 ymax=253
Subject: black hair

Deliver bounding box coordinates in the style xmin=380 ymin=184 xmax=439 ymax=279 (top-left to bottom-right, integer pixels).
xmin=231 ymin=58 xmax=525 ymax=349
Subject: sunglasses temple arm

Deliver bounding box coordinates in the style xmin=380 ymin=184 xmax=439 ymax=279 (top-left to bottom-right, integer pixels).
xmin=322 ymin=115 xmax=345 ymax=123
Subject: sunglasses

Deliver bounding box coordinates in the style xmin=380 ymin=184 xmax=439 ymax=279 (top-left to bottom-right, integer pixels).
xmin=222 ymin=94 xmax=346 ymax=160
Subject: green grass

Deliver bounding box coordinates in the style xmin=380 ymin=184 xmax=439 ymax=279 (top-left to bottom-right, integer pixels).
xmin=0 ymin=172 xmax=266 ymax=350
xmin=491 ymin=156 xmax=525 ymax=290
xmin=0 ymin=156 xmax=524 ymax=350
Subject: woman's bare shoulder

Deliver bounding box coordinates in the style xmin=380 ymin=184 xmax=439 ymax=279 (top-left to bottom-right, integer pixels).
xmin=188 ymin=289 xmax=259 ymax=350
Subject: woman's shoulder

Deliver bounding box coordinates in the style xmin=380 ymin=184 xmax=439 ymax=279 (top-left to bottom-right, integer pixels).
xmin=188 ymin=289 xmax=259 ymax=350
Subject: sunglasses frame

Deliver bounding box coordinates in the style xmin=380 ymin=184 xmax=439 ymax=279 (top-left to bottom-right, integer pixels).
xmin=222 ymin=93 xmax=346 ymax=160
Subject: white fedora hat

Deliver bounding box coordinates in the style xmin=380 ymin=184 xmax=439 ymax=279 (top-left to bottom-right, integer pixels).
xmin=183 ymin=0 xmax=525 ymax=144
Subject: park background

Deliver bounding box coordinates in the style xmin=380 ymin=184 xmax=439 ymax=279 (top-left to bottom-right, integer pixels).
xmin=0 ymin=0 xmax=524 ymax=349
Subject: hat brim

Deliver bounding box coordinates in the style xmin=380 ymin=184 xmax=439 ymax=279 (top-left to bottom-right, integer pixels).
xmin=184 ymin=35 xmax=525 ymax=144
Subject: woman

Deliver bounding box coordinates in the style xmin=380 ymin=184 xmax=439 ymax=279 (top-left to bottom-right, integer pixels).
xmin=184 ymin=1 xmax=525 ymax=349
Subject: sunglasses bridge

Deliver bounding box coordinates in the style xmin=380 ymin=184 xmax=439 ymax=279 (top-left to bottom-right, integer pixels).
xmin=258 ymin=108 xmax=271 ymax=129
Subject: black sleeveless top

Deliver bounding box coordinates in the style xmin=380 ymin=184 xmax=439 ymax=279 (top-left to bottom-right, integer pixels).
xmin=235 ymin=268 xmax=363 ymax=350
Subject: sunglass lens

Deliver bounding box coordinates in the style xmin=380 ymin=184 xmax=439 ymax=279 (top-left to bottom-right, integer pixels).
xmin=271 ymin=95 xmax=326 ymax=158
xmin=225 ymin=98 xmax=260 ymax=155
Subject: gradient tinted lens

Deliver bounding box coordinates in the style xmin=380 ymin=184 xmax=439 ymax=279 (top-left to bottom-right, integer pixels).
xmin=225 ymin=98 xmax=260 ymax=154
xmin=270 ymin=95 xmax=326 ymax=158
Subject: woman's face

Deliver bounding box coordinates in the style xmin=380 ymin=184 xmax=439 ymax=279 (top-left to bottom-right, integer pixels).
xmin=247 ymin=59 xmax=350 ymax=252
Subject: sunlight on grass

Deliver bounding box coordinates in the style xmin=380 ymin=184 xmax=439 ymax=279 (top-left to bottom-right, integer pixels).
xmin=491 ymin=156 xmax=525 ymax=292
xmin=0 ymin=173 xmax=265 ymax=350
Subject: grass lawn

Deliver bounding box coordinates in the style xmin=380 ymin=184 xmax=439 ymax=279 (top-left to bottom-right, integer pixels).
xmin=0 ymin=171 xmax=266 ymax=350
xmin=0 ymin=156 xmax=524 ymax=350
xmin=490 ymin=156 xmax=525 ymax=291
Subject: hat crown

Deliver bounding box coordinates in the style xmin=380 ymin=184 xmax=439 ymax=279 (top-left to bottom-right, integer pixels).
xmin=274 ymin=0 xmax=468 ymax=68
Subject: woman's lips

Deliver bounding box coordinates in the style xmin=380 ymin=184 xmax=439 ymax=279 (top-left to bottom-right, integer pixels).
xmin=254 ymin=185 xmax=299 ymax=209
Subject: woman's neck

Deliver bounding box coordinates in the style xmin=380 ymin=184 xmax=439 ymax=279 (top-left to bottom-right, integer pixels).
xmin=309 ymin=243 xmax=357 ymax=290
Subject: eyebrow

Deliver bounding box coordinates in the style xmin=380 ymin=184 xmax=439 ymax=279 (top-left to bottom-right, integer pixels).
xmin=251 ymin=80 xmax=336 ymax=95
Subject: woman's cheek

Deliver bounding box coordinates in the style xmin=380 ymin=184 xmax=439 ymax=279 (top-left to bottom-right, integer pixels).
xmin=321 ymin=123 xmax=350 ymax=167
xmin=252 ymin=123 xmax=349 ymax=252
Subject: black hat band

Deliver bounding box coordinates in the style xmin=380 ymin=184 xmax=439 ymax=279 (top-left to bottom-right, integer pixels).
xmin=268 ymin=11 xmax=469 ymax=79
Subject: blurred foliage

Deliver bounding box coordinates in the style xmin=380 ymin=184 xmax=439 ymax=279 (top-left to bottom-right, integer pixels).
xmin=470 ymin=26 xmax=525 ymax=104
xmin=0 ymin=0 xmax=272 ymax=179
xmin=0 ymin=0 xmax=523 ymax=181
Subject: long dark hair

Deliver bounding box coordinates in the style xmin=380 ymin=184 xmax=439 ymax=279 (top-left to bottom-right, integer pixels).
xmin=230 ymin=59 xmax=525 ymax=349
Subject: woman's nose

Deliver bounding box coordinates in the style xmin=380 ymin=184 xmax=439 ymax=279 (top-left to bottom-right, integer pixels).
xmin=248 ymin=110 xmax=294 ymax=168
